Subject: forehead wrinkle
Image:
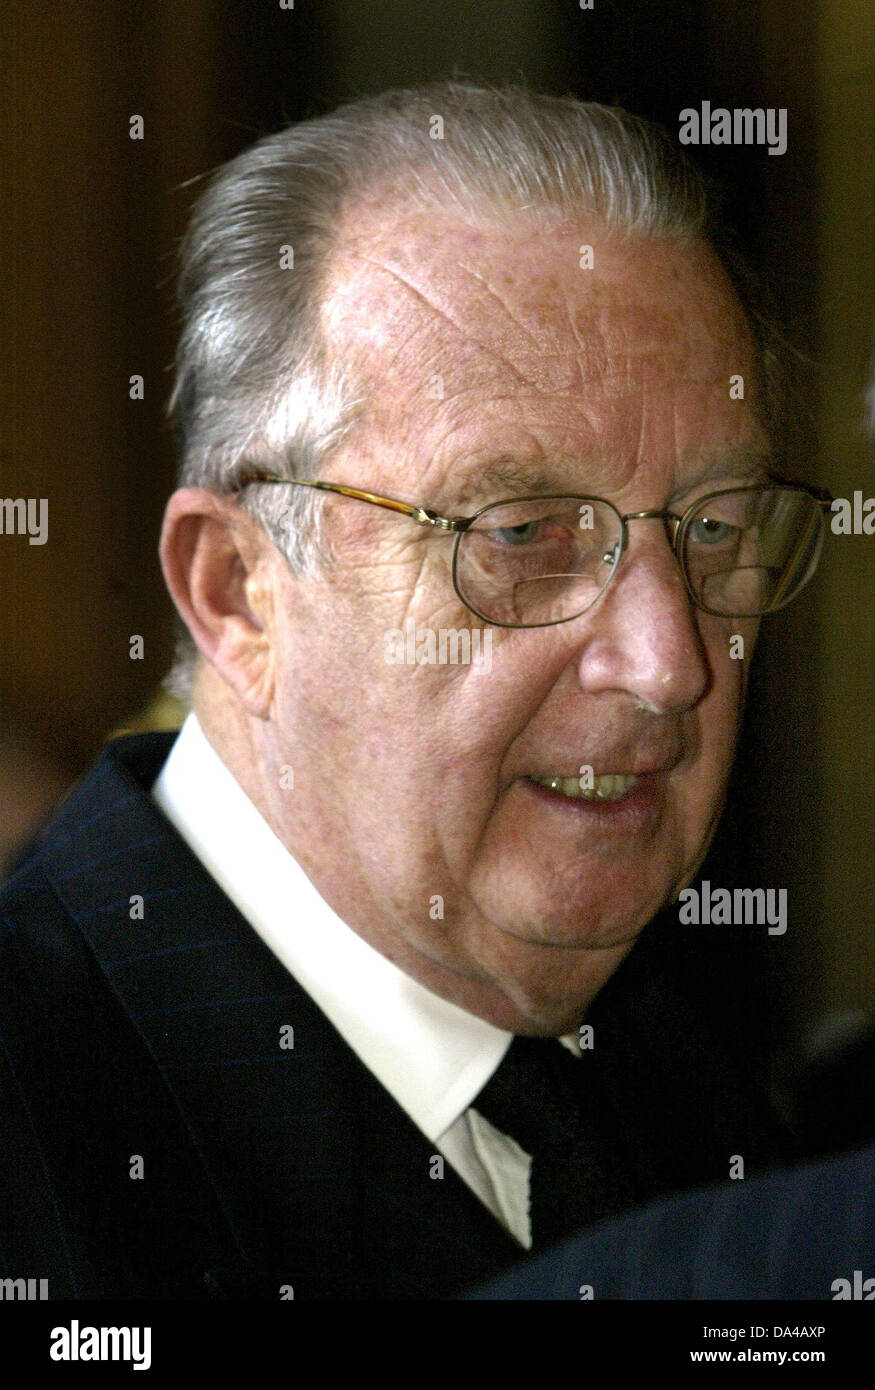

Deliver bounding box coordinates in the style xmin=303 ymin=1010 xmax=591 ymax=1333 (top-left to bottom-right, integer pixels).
xmin=455 ymin=261 xmax=547 ymax=355
xmin=331 ymin=244 xmax=742 ymax=410
xmin=365 ymin=259 xmax=543 ymax=390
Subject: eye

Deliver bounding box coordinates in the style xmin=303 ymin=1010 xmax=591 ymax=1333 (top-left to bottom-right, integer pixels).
xmin=687 ymin=515 xmax=738 ymax=546
xmin=492 ymin=520 xmax=542 ymax=546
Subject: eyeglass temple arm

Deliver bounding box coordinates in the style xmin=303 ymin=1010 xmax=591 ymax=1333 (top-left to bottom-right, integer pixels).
xmin=808 ymin=485 xmax=835 ymax=507
xmin=233 ymin=471 xmax=472 ymax=532
xmin=234 ymin=471 xmax=834 ymax=533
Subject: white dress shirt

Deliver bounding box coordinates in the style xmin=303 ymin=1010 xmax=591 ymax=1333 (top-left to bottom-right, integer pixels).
xmin=152 ymin=714 xmax=577 ymax=1248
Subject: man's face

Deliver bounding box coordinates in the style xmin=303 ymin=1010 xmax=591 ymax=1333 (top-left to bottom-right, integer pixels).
xmin=255 ymin=208 xmax=766 ymax=1033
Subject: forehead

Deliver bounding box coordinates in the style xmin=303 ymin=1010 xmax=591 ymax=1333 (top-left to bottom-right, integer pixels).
xmin=324 ymin=202 xmax=754 ymax=380
xmin=320 ymin=204 xmax=766 ymax=498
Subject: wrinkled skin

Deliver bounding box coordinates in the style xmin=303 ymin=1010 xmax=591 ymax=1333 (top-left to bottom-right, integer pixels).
xmin=161 ymin=206 xmax=766 ymax=1035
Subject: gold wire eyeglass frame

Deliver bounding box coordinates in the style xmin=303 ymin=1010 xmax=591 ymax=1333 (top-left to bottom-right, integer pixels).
xmin=233 ymin=470 xmax=834 ymax=627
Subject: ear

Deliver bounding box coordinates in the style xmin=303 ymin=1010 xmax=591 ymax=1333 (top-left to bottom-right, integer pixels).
xmin=159 ymin=488 xmax=281 ymax=719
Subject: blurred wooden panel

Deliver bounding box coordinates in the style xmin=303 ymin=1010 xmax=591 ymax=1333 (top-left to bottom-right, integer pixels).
xmin=811 ymin=0 xmax=875 ymax=1015
xmin=0 ymin=0 xmax=219 ymax=768
xmin=320 ymin=0 xmax=569 ymax=95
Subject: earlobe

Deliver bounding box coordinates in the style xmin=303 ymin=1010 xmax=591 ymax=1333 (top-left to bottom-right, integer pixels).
xmin=159 ymin=487 xmax=277 ymax=718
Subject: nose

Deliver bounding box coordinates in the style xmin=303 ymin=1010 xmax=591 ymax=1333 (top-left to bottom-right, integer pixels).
xmin=572 ymin=522 xmax=710 ymax=714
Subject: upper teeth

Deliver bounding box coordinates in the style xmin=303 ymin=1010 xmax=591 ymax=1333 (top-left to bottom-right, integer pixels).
xmin=531 ymin=772 xmax=639 ymax=802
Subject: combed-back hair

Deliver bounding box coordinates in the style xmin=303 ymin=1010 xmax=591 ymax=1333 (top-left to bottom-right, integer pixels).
xmin=166 ymin=81 xmax=788 ymax=700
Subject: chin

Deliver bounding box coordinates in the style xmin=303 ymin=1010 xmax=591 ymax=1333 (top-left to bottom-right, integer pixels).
xmin=495 ymin=890 xmax=670 ymax=952
xmin=496 ymin=950 xmax=636 ymax=1034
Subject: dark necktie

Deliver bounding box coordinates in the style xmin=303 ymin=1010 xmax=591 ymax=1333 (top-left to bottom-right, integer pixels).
xmin=471 ymin=1035 xmax=636 ymax=1249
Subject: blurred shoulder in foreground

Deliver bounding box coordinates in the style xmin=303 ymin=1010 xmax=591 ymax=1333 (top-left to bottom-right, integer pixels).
xmin=465 ymin=1142 xmax=875 ymax=1300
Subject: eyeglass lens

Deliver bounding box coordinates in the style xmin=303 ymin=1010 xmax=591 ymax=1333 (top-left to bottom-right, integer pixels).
xmin=453 ymin=488 xmax=826 ymax=626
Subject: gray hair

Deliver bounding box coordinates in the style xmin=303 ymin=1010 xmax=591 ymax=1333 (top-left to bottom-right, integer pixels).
xmin=165 ymin=81 xmax=789 ymax=701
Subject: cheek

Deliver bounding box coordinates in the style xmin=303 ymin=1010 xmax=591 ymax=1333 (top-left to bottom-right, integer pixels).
xmin=273 ymin=587 xmax=513 ymax=805
xmin=686 ymin=617 xmax=754 ymax=799
xmin=708 ymin=614 xmax=758 ymax=716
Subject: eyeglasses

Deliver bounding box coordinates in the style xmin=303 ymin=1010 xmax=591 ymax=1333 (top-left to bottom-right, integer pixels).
xmin=234 ymin=471 xmax=833 ymax=628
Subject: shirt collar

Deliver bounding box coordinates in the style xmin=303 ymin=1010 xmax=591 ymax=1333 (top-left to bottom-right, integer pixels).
xmin=151 ymin=714 xmax=511 ymax=1140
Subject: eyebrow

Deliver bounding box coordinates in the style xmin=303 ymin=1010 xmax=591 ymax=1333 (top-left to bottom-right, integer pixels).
xmin=454 ymin=457 xmax=559 ymax=505
xmin=449 ymin=448 xmax=777 ymax=513
xmin=668 ymin=449 xmax=777 ymax=502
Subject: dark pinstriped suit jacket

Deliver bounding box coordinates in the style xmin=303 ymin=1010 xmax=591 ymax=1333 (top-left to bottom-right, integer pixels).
xmin=0 ymin=734 xmax=787 ymax=1299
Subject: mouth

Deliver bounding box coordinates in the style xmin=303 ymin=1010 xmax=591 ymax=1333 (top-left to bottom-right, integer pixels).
xmin=523 ymin=765 xmax=669 ymax=831
xmin=529 ymin=772 xmax=639 ymax=803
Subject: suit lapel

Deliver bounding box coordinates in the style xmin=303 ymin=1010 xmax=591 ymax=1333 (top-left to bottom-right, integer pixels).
xmin=38 ymin=734 xmax=522 ymax=1298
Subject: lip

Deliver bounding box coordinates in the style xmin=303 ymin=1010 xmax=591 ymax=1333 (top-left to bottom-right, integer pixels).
xmin=529 ymin=763 xmax=672 ymax=779
xmin=528 ymin=745 xmax=683 ymax=777
xmin=526 ymin=742 xmax=684 ymax=779
xmin=522 ymin=770 xmax=667 ymax=831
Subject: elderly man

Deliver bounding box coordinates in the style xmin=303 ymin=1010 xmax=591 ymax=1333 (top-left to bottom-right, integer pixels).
xmin=0 ymin=85 xmax=830 ymax=1300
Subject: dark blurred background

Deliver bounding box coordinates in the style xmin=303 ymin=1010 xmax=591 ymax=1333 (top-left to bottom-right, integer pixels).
xmin=1 ymin=0 xmax=873 ymax=1130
